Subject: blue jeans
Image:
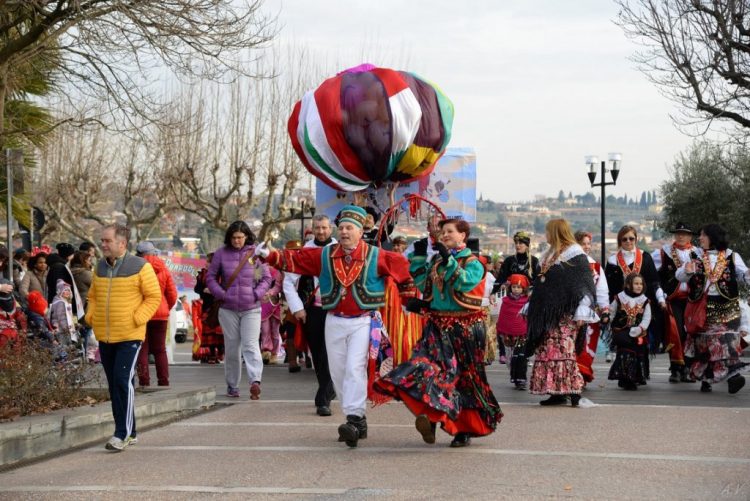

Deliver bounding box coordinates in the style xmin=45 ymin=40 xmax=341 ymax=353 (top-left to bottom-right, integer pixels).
xmin=99 ymin=340 xmax=141 ymax=440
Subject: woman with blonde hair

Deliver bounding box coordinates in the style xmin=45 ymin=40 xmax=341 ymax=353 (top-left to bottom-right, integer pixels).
xmin=525 ymin=219 xmax=597 ymax=406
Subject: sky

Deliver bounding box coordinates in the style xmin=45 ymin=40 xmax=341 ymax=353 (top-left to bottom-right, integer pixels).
xmin=267 ymin=0 xmax=696 ymax=202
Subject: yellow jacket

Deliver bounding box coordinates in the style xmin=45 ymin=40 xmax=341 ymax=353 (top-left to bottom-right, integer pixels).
xmin=85 ymin=253 xmax=162 ymax=344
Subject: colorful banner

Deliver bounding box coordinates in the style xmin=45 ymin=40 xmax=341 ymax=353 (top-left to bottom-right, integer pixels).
xmin=161 ymin=251 xmax=205 ymax=295
xmin=315 ymin=147 xmax=477 ymax=222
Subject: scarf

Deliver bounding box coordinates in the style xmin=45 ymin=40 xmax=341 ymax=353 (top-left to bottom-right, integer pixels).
xmin=525 ymin=245 xmax=595 ymax=355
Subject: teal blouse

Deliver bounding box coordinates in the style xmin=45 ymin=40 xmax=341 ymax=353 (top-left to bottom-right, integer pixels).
xmin=409 ymin=247 xmax=486 ymax=311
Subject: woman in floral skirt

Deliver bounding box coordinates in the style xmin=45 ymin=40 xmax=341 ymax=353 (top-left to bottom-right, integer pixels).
xmin=374 ymin=219 xmax=503 ymax=447
xmin=676 ymin=223 xmax=749 ymax=394
xmin=525 ymin=219 xmax=597 ymax=407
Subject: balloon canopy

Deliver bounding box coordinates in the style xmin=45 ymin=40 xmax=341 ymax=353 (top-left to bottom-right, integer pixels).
xmin=288 ymin=64 xmax=454 ymax=192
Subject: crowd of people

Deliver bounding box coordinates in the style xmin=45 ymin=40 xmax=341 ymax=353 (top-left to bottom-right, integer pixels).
xmin=1 ymin=209 xmax=748 ymax=454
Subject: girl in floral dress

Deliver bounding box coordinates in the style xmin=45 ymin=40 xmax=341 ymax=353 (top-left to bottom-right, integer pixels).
xmin=525 ymin=219 xmax=597 ymax=407
xmin=608 ymin=273 xmax=651 ymax=390
xmin=374 ymin=219 xmax=503 ymax=447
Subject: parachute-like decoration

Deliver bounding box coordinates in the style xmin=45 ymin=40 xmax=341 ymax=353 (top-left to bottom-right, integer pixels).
xmin=288 ymin=63 xmax=454 ymax=192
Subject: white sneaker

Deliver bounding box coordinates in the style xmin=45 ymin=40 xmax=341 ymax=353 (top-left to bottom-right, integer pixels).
xmin=105 ymin=436 xmax=128 ymax=452
xmin=126 ymin=436 xmax=138 ymax=446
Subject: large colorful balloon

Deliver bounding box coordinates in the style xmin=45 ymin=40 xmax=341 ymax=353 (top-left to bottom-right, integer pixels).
xmin=288 ymin=64 xmax=454 ymax=192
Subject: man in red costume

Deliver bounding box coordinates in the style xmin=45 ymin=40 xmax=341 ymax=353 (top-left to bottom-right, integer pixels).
xmin=256 ymin=205 xmax=413 ymax=448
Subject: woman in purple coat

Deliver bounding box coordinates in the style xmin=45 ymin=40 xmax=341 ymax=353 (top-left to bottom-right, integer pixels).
xmin=207 ymin=221 xmax=273 ymax=399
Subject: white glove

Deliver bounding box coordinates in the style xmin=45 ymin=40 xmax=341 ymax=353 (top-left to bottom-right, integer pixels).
xmin=629 ymin=327 xmax=642 ymax=338
xmin=254 ymin=242 xmax=270 ymax=259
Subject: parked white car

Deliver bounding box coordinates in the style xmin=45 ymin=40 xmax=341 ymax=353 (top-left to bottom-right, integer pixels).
xmin=172 ymin=301 xmax=189 ymax=343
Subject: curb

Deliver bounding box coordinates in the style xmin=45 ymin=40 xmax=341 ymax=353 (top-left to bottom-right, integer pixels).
xmin=0 ymin=386 xmax=215 ymax=468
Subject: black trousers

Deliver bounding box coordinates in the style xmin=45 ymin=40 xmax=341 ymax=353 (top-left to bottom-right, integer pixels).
xmin=304 ymin=306 xmax=335 ymax=407
xmin=668 ymin=297 xmax=692 ymax=371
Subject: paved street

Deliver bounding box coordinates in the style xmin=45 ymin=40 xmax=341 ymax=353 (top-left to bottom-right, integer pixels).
xmin=1 ymin=340 xmax=749 ymax=500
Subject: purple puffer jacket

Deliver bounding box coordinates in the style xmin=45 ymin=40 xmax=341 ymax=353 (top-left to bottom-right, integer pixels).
xmin=206 ymin=245 xmax=272 ymax=312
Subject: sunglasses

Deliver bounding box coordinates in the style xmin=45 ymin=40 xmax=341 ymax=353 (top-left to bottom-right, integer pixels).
xmin=620 ymin=236 xmax=636 ymax=242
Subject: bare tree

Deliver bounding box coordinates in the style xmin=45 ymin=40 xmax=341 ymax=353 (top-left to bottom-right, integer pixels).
xmin=0 ymin=0 xmax=276 ymax=143
xmin=35 ymin=114 xmax=175 ymax=245
xmin=161 ymin=48 xmax=318 ymax=250
xmin=616 ymin=0 xmax=750 ymax=135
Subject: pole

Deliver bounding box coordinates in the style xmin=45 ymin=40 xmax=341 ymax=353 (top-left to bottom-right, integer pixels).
xmin=299 ymin=200 xmax=306 ymax=242
xmin=5 ymin=149 xmax=20 ymax=280
xmin=600 ymin=160 xmax=606 ymax=266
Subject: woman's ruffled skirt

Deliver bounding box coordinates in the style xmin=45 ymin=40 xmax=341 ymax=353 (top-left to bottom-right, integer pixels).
xmin=529 ymin=318 xmax=584 ymax=395
xmin=684 ymin=322 xmax=749 ymax=383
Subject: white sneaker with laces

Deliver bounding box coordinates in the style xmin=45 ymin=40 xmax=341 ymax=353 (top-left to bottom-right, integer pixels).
xmin=126 ymin=436 xmax=138 ymax=446
xmin=105 ymin=436 xmax=128 ymax=452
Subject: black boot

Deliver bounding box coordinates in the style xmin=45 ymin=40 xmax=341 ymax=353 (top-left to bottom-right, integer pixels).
xmin=700 ymin=381 xmax=712 ymax=393
xmin=450 ymin=433 xmax=471 ymax=448
xmin=539 ymin=394 xmax=568 ymax=406
xmin=415 ymin=414 xmax=436 ymax=444
xmin=728 ymin=374 xmax=746 ymax=394
xmin=569 ymin=394 xmax=581 ymax=407
xmin=668 ymin=369 xmax=680 ymax=383
xmin=680 ymin=366 xmax=694 ymax=383
xmin=338 ymin=415 xmax=367 ymax=447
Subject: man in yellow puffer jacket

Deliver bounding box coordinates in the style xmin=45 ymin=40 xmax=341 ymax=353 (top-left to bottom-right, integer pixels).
xmin=85 ymin=224 xmax=161 ymax=452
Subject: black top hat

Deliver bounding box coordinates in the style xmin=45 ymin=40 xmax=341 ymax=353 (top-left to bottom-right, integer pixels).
xmin=466 ymin=237 xmax=480 ymax=255
xmin=669 ymin=222 xmax=694 ymax=234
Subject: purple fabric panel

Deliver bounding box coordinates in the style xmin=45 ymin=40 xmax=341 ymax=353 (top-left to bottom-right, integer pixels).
xmin=400 ymin=72 xmax=444 ymax=149
xmin=340 ymin=71 xmax=392 ymax=183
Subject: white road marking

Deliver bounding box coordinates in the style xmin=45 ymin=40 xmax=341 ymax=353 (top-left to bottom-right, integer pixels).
xmin=103 ymin=445 xmax=750 ymax=465
xmin=0 ymin=485 xmax=350 ymax=494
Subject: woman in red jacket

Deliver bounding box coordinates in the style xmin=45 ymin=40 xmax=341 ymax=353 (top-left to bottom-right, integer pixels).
xmin=135 ymin=242 xmax=177 ymax=387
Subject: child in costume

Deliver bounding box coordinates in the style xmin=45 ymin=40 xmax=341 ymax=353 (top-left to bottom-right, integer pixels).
xmin=49 ymin=279 xmax=78 ymax=352
xmin=496 ymin=274 xmax=530 ymax=390
xmin=608 ymin=273 xmax=651 ymax=390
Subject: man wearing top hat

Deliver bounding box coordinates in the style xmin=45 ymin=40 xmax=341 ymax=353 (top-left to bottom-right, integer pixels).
xmin=256 ymin=205 xmax=414 ymax=448
xmin=652 ymin=222 xmax=702 ymax=383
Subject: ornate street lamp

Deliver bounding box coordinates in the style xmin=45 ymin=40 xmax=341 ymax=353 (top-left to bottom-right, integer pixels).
xmin=288 ymin=199 xmax=316 ymax=241
xmin=586 ymin=153 xmax=622 ymax=265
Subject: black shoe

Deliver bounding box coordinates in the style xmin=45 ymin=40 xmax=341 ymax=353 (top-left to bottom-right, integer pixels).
xmin=415 ymin=414 xmax=436 ymax=444
xmin=728 ymin=374 xmax=746 ymax=394
xmin=700 ymin=381 xmax=712 ymax=393
xmin=288 ymin=365 xmax=301 ymax=373
xmin=337 ymin=422 xmax=359 ymax=448
xmin=305 ymin=357 xmax=313 ymax=369
xmin=316 ymin=405 xmax=332 ymax=416
xmin=669 ymin=370 xmax=680 ymax=383
xmin=449 ymin=433 xmax=471 ymax=448
xmin=622 ymin=382 xmax=638 ymax=391
xmin=680 ymin=366 xmax=695 ymax=382
xmin=569 ymin=394 xmax=581 ymax=407
xmin=539 ymin=395 xmax=568 ymax=406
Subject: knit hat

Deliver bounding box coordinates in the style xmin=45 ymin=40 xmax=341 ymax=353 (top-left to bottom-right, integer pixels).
xmin=337 ymin=205 xmax=367 ymax=229
xmin=56 ymin=242 xmax=76 ymax=259
xmin=135 ymin=241 xmax=158 ymax=256
xmin=0 ymin=278 xmax=13 ymax=313
xmin=56 ymin=279 xmax=72 ymax=297
xmin=513 ymin=231 xmax=531 ymax=246
xmin=27 ymin=290 xmax=47 ymax=316
xmin=509 ymin=273 xmax=531 ymax=289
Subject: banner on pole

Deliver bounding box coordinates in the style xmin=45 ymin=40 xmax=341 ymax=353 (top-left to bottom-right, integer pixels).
xmin=315 ymin=147 xmax=477 ymax=222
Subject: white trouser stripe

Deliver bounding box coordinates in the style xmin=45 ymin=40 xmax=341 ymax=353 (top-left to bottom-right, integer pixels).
xmin=125 ymin=343 xmax=141 ymax=438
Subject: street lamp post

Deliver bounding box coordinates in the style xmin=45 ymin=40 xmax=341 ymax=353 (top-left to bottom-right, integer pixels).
xmin=288 ymin=200 xmax=316 ymax=241
xmin=586 ymin=153 xmax=622 ymax=265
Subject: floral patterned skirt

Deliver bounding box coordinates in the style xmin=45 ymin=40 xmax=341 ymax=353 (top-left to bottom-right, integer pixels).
xmin=373 ymin=317 xmax=503 ymax=437
xmin=684 ymin=322 xmax=749 ymax=383
xmin=529 ymin=318 xmax=584 ymax=395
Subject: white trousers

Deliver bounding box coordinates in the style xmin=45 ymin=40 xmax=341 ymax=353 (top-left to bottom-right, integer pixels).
xmin=325 ymin=314 xmax=371 ymax=417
